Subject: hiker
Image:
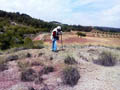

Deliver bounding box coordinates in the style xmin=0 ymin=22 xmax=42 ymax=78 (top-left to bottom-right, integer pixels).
xmin=51 ymin=26 xmax=62 ymax=52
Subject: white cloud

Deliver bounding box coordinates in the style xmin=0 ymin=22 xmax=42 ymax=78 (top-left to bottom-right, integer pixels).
xmin=0 ymin=0 xmax=120 ymax=28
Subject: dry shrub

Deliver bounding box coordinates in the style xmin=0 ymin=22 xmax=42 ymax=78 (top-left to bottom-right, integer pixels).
xmin=62 ymin=66 xmax=80 ymax=86
xmin=6 ymin=55 xmax=18 ymax=62
xmin=21 ymin=68 xmax=37 ymax=82
xmin=0 ymin=58 xmax=8 ymax=72
xmin=26 ymin=53 xmax=32 ymax=58
xmin=93 ymin=51 xmax=117 ymax=66
xmin=31 ymin=61 xmax=42 ymax=66
xmin=64 ymin=56 xmax=77 ymax=65
xmin=17 ymin=61 xmax=31 ymax=71
xmin=39 ymin=66 xmax=54 ymax=75
xmin=0 ymin=64 xmax=8 ymax=72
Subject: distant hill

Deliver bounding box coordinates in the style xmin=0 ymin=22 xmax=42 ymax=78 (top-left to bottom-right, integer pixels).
xmin=94 ymin=27 xmax=120 ymax=32
xmin=0 ymin=10 xmax=92 ymax=32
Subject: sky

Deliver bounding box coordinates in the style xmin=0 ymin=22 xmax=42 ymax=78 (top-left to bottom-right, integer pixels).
xmin=0 ymin=0 xmax=120 ymax=28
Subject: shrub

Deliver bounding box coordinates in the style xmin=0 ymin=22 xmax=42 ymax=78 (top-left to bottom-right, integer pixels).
xmin=6 ymin=55 xmax=18 ymax=62
xmin=93 ymin=51 xmax=117 ymax=66
xmin=64 ymin=56 xmax=77 ymax=65
xmin=40 ymin=85 xmax=49 ymax=90
xmin=26 ymin=53 xmax=32 ymax=58
xmin=21 ymin=68 xmax=37 ymax=82
xmin=24 ymin=37 xmax=34 ymax=49
xmin=76 ymin=32 xmax=86 ymax=37
xmin=35 ymin=76 xmax=43 ymax=84
xmin=0 ymin=63 xmax=8 ymax=72
xmin=31 ymin=61 xmax=43 ymax=66
xmin=39 ymin=66 xmax=54 ymax=75
xmin=62 ymin=67 xmax=80 ymax=86
xmin=17 ymin=61 xmax=31 ymax=71
xmin=28 ymin=87 xmax=35 ymax=90
xmin=33 ymin=40 xmax=44 ymax=49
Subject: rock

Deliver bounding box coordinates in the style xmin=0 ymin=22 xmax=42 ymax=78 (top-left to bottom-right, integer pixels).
xmin=6 ymin=55 xmax=18 ymax=62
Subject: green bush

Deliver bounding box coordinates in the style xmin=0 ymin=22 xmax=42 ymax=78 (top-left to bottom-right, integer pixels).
xmin=24 ymin=37 xmax=34 ymax=49
xmin=76 ymin=32 xmax=86 ymax=37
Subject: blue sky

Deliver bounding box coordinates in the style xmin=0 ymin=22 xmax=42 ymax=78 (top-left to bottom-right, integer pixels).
xmin=0 ymin=0 xmax=120 ymax=28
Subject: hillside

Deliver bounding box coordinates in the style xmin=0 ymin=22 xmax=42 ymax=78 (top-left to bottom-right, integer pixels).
xmin=0 ymin=10 xmax=92 ymax=32
xmin=0 ymin=45 xmax=120 ymax=90
xmin=94 ymin=26 xmax=120 ymax=32
xmin=0 ymin=10 xmax=93 ymax=50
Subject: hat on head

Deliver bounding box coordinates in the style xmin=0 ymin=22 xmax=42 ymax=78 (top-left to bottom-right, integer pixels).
xmin=57 ymin=26 xmax=61 ymax=30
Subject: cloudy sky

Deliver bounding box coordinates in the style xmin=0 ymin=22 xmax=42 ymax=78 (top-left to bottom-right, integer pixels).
xmin=0 ymin=0 xmax=120 ymax=28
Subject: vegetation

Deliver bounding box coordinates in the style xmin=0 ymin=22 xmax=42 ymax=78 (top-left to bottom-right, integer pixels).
xmin=6 ymin=55 xmax=18 ymax=62
xmin=0 ymin=10 xmax=92 ymax=50
xmin=39 ymin=66 xmax=54 ymax=75
xmin=21 ymin=68 xmax=37 ymax=82
xmin=64 ymin=56 xmax=77 ymax=65
xmin=62 ymin=66 xmax=80 ymax=86
xmin=0 ymin=57 xmax=8 ymax=72
xmin=18 ymin=61 xmax=31 ymax=71
xmin=76 ymin=32 xmax=86 ymax=37
xmin=93 ymin=51 xmax=117 ymax=66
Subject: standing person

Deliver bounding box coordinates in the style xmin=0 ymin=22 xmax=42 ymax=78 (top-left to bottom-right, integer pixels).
xmin=51 ymin=26 xmax=62 ymax=52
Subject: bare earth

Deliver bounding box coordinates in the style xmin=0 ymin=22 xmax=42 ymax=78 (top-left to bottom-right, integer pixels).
xmin=0 ymin=45 xmax=120 ymax=90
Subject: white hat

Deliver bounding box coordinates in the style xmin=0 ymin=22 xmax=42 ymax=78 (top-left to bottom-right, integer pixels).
xmin=57 ymin=26 xmax=61 ymax=30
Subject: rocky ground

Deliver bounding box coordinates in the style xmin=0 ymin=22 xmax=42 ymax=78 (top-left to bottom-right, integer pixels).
xmin=0 ymin=45 xmax=120 ymax=90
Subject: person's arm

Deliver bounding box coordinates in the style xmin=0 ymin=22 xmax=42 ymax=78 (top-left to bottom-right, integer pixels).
xmin=58 ymin=30 xmax=62 ymax=35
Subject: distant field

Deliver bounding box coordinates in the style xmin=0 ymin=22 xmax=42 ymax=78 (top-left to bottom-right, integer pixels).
xmin=34 ymin=31 xmax=120 ymax=48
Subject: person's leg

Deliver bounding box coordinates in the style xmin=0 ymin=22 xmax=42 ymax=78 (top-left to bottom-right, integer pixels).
xmin=54 ymin=40 xmax=57 ymax=51
xmin=52 ymin=40 xmax=55 ymax=51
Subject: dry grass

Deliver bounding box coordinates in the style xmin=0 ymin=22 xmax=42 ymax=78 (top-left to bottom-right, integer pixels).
xmin=93 ymin=51 xmax=117 ymax=66
xmin=17 ymin=61 xmax=31 ymax=71
xmin=44 ymin=32 xmax=120 ymax=48
xmin=61 ymin=66 xmax=80 ymax=86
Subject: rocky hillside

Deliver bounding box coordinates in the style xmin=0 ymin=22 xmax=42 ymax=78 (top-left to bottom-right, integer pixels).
xmin=0 ymin=45 xmax=120 ymax=90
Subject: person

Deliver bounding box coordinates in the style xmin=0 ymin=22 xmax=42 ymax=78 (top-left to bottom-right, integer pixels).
xmin=51 ymin=26 xmax=62 ymax=52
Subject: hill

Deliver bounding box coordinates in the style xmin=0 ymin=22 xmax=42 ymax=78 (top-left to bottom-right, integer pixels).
xmin=94 ymin=26 xmax=120 ymax=32
xmin=0 ymin=45 xmax=120 ymax=90
xmin=0 ymin=10 xmax=92 ymax=50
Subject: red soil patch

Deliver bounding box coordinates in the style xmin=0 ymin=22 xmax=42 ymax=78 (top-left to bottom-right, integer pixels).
xmin=44 ymin=36 xmax=96 ymax=44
